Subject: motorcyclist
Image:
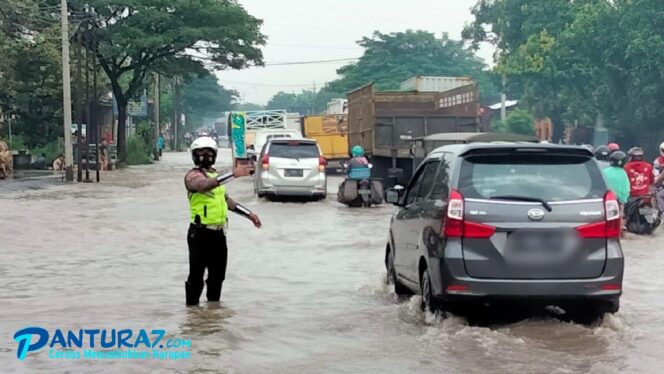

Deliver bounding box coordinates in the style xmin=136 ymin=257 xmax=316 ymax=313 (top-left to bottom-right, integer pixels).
xmin=347 ymin=145 xmax=371 ymax=180
xmin=595 ymin=145 xmax=611 ymax=170
xmin=653 ymin=142 xmax=664 ymax=219
xmin=184 ymin=136 xmax=262 ymax=306
xmin=603 ymin=151 xmax=630 ymax=205
xmin=624 ymin=147 xmax=654 ymax=200
xmin=608 ymin=142 xmax=620 ymax=154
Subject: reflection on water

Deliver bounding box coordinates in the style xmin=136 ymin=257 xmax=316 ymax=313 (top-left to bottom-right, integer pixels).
xmin=181 ymin=303 xmax=236 ymax=337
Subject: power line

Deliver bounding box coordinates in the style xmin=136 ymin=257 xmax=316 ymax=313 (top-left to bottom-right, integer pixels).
xmin=219 ymin=80 xmax=322 ymax=87
xmin=264 ymin=57 xmax=359 ymax=66
xmin=268 ymin=43 xmax=362 ymax=50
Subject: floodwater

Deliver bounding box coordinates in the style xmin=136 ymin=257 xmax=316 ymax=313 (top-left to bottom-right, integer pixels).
xmin=1 ymin=150 xmax=663 ymax=373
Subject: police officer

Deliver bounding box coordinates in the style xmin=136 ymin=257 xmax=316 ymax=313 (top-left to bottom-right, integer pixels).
xmin=184 ymin=136 xmax=262 ymax=305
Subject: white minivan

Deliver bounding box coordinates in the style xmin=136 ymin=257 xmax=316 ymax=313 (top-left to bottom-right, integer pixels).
xmin=254 ymin=138 xmax=327 ymax=199
xmin=253 ymin=129 xmax=302 ymax=159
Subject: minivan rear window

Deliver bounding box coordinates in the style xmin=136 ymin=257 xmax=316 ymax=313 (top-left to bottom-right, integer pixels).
xmin=458 ymin=153 xmax=605 ymax=201
xmin=269 ymin=142 xmax=319 ymax=159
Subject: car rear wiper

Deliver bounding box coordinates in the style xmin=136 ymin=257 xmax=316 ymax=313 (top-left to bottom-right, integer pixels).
xmin=490 ymin=195 xmax=552 ymax=212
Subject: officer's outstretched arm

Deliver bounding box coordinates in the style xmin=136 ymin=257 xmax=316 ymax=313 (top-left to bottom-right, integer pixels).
xmin=185 ymin=166 xmax=250 ymax=193
xmin=226 ymin=195 xmax=262 ymax=228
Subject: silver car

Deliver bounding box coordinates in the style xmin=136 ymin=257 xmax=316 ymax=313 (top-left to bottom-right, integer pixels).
xmin=254 ymin=138 xmax=327 ymax=199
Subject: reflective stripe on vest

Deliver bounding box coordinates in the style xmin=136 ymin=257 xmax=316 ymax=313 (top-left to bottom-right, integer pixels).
xmin=188 ymin=171 xmax=228 ymax=225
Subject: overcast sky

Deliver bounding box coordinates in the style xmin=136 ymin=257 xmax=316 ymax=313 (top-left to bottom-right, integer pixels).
xmin=215 ymin=0 xmax=495 ymax=105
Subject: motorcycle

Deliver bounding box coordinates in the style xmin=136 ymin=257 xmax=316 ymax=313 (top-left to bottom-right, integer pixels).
xmin=338 ymin=164 xmax=384 ymax=208
xmin=625 ymin=193 xmax=661 ymax=235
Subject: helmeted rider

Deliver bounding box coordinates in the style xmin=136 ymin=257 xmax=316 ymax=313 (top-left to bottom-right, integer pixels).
xmin=183 ymin=136 xmax=262 ymax=306
xmin=624 ymin=147 xmax=654 ymax=200
xmin=347 ymin=145 xmax=371 ymax=180
xmin=608 ymin=142 xmax=620 ymax=155
xmin=595 ymin=145 xmax=611 ymax=170
xmin=653 ymin=142 xmax=664 ymax=219
xmin=603 ymin=151 xmax=630 ymax=206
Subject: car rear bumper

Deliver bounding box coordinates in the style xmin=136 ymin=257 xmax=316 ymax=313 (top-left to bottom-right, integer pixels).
xmin=429 ymin=242 xmax=624 ymax=302
xmin=258 ymin=176 xmax=326 ymax=196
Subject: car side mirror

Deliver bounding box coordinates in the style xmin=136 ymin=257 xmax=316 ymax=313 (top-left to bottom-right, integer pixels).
xmin=385 ymin=185 xmax=405 ymax=206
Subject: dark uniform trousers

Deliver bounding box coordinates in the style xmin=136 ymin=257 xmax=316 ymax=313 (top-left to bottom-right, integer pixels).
xmin=185 ymin=223 xmax=228 ymax=305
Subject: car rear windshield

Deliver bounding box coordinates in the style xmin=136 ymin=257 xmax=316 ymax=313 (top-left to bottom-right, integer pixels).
xmin=269 ymin=142 xmax=319 ymax=159
xmin=266 ymin=134 xmax=292 ymax=141
xmin=458 ymin=153 xmax=606 ymax=201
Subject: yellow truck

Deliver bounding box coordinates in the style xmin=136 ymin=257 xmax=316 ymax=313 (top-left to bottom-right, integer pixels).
xmin=302 ymin=115 xmax=349 ymax=170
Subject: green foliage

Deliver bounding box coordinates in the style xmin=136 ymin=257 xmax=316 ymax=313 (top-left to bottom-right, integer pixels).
xmin=0 ymin=135 xmax=28 ymax=150
xmin=266 ymin=90 xmax=318 ymax=114
xmin=74 ymin=0 xmax=265 ymax=161
xmin=265 ymin=30 xmax=502 ymax=114
xmin=126 ymin=135 xmax=152 ymax=165
xmin=181 ymin=73 xmax=238 ymax=129
xmin=325 ymin=30 xmax=500 ymax=104
xmin=31 ymin=139 xmax=63 ymax=161
xmin=235 ymin=102 xmax=265 ymax=111
xmin=493 ymin=110 xmax=535 ymax=135
xmin=464 ymin=0 xmax=664 ymax=146
xmin=135 ymin=121 xmax=156 ymax=149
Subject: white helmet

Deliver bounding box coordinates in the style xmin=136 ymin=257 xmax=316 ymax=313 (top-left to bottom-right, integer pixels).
xmin=190 ymin=136 xmax=218 ymax=166
xmin=660 ymin=142 xmax=664 ymax=157
xmin=190 ymin=136 xmax=218 ymax=153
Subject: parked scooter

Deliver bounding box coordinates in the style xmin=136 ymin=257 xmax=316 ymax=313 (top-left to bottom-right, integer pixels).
xmin=338 ymin=164 xmax=384 ymax=208
xmin=625 ymin=193 xmax=661 ymax=235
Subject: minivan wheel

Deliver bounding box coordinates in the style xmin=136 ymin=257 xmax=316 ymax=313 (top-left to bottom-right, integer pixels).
xmin=420 ymin=269 xmax=442 ymax=313
xmin=386 ymin=248 xmax=411 ymax=296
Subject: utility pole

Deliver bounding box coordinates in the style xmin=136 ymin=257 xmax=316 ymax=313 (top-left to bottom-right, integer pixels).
xmin=75 ymin=30 xmax=83 ymax=182
xmin=173 ymin=77 xmax=180 ymax=152
xmin=91 ymin=10 xmax=100 ymax=183
xmin=61 ymin=0 xmax=74 ymax=181
xmin=153 ymin=73 xmax=160 ymax=161
xmin=84 ymin=21 xmax=91 ymax=183
xmin=500 ymin=76 xmax=507 ymax=122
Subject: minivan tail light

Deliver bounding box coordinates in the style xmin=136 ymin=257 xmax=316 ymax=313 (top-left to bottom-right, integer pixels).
xmin=576 ymin=191 xmax=620 ymax=239
xmin=319 ymin=156 xmax=327 ymax=172
xmin=443 ymin=190 xmax=464 ymax=237
xmin=464 ymin=221 xmax=497 ymax=238
xmin=261 ymin=154 xmax=269 ymax=170
xmin=604 ymin=191 xmax=621 ymax=238
xmin=442 ymin=189 xmax=495 ymax=238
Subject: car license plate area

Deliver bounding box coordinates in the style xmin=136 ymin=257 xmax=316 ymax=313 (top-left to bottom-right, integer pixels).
xmin=284 ymin=169 xmax=303 ymax=177
xmin=505 ymin=230 xmax=575 ymax=265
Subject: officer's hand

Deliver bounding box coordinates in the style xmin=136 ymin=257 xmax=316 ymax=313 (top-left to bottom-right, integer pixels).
xmin=249 ymin=213 xmax=262 ymax=228
xmin=233 ymin=165 xmax=252 ymax=178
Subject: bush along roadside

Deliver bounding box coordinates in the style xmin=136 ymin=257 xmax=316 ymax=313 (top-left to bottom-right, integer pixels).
xmin=126 ymin=135 xmax=153 ymax=165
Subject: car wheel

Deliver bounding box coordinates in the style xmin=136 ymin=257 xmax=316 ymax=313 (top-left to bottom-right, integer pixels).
xmin=385 ymin=247 xmax=411 ymax=296
xmin=420 ymin=268 xmax=442 ymax=313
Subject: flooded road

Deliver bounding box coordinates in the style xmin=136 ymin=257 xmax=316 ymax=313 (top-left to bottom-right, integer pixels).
xmin=2 ymin=150 xmax=664 ymax=373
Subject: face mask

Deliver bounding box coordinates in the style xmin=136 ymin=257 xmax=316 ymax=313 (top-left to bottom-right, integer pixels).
xmin=194 ymin=150 xmax=216 ymax=168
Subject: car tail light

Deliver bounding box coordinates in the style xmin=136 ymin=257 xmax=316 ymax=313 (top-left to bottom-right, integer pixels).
xmin=576 ymin=191 xmax=620 ymax=239
xmin=261 ymin=154 xmax=269 ymax=171
xmin=601 ymin=283 xmax=621 ymax=291
xmin=446 ymin=284 xmax=469 ymax=292
xmin=319 ymin=156 xmax=327 ymax=172
xmin=442 ymin=189 xmax=496 ymax=238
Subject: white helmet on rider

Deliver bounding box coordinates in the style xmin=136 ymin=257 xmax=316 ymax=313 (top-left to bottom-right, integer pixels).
xmin=660 ymin=141 xmax=664 ymax=157
xmin=190 ymin=136 xmax=218 ymax=167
